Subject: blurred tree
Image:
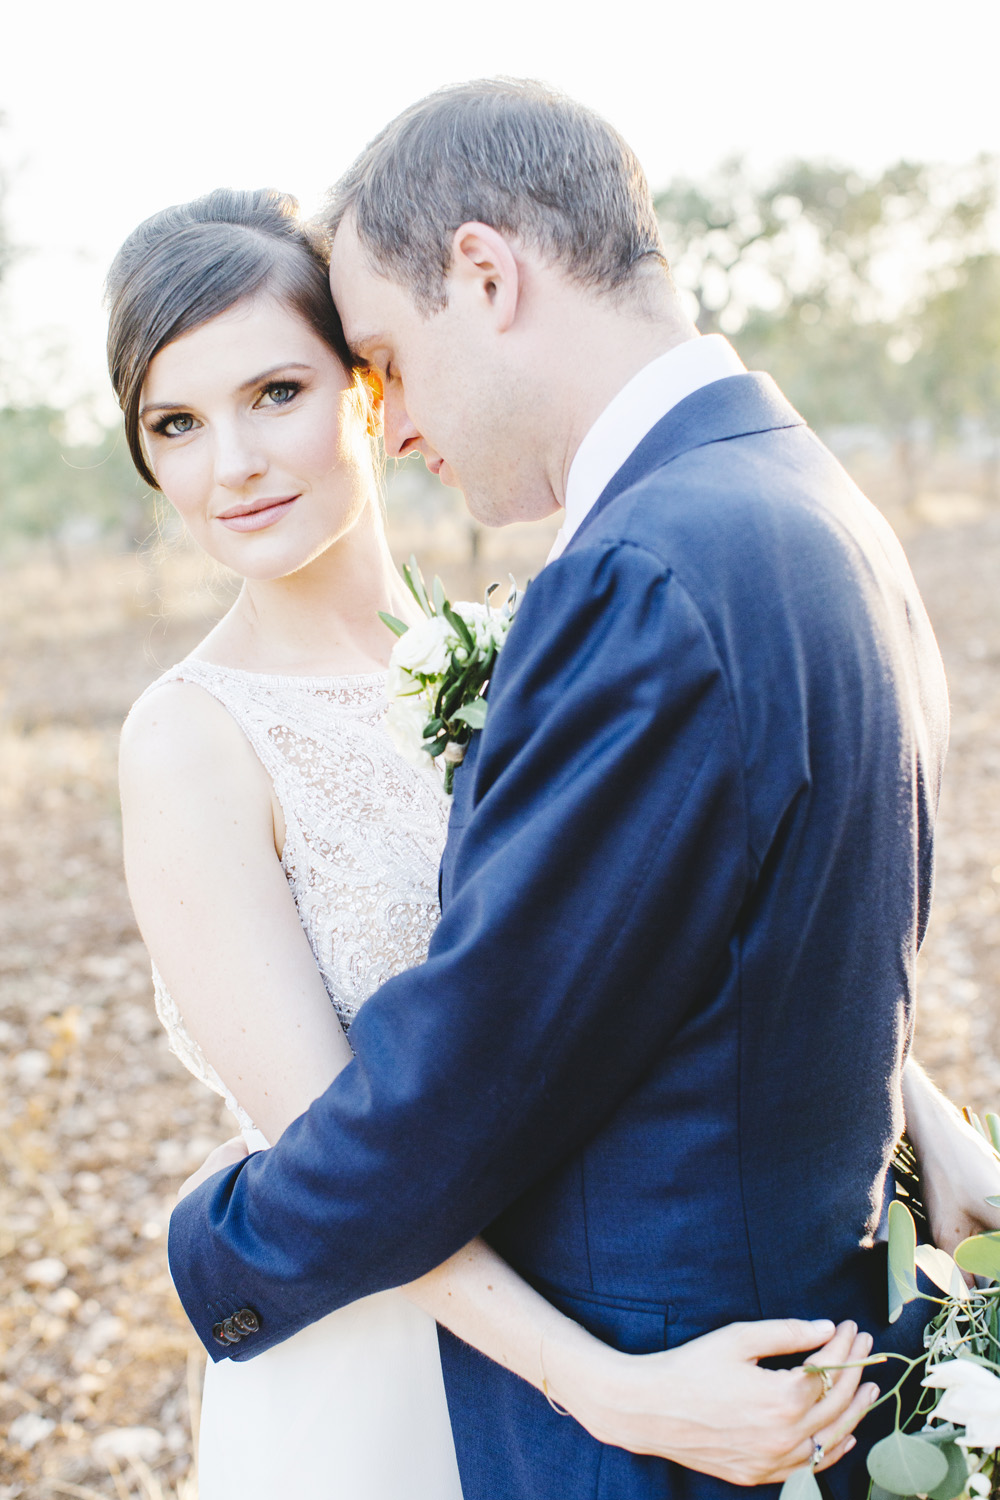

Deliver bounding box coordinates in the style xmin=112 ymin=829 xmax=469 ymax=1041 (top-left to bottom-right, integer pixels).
xmin=0 ymin=405 xmax=150 ymax=560
xmin=655 ymin=155 xmax=1000 ymax=505
xmin=0 ymin=115 xmax=152 ymax=555
xmin=914 ymin=254 xmax=1000 ymax=501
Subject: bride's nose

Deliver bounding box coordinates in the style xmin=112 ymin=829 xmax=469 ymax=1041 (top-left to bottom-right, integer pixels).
xmin=212 ymin=419 xmax=268 ymax=489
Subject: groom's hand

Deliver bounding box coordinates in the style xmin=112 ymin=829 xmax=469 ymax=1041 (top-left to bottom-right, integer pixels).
xmin=177 ymin=1136 xmax=249 ymax=1204
xmin=552 ymin=1317 xmax=879 ymax=1485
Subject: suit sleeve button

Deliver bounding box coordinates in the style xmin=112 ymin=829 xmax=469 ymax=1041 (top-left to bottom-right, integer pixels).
xmin=212 ymin=1323 xmax=230 ymax=1346
xmin=222 ymin=1316 xmax=241 ymax=1343
xmin=234 ymin=1308 xmax=260 ymax=1334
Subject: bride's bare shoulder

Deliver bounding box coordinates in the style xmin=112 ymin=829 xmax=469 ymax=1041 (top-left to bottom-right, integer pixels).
xmin=119 ymin=677 xmax=264 ymax=805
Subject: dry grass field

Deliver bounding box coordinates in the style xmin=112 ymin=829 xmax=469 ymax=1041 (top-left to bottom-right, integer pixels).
xmin=0 ymin=481 xmax=998 ymax=1498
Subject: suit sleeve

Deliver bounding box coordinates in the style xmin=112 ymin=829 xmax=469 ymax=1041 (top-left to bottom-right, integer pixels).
xmin=168 ymin=537 xmax=751 ymax=1359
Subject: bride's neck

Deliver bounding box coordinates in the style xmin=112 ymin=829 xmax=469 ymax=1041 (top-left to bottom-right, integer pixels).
xmin=196 ymin=503 xmax=416 ymax=676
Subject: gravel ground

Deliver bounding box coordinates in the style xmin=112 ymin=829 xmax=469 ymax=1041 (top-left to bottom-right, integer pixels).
xmin=0 ymin=502 xmax=997 ymax=1498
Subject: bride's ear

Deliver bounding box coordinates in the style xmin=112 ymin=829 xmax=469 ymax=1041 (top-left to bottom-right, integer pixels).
xmin=358 ymin=368 xmax=384 ymax=436
xmin=361 ymin=368 xmax=384 ymax=405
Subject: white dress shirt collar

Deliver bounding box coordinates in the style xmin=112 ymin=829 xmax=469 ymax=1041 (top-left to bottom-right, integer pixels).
xmin=548 ymin=333 xmax=746 ymax=561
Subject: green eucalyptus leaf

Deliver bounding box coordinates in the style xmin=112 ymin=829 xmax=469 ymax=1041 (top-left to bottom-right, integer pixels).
xmin=867 ymin=1431 xmax=949 ymax=1494
xmin=926 ymin=1441 xmax=968 ymax=1500
xmin=442 ymin=601 xmax=475 ymax=652
xmin=918 ymin=1424 xmax=959 ymax=1447
xmin=949 ymin=1349 xmax=1000 ymax=1372
xmin=888 ymin=1200 xmax=919 ymax=1323
xmin=986 ymin=1113 xmax=1000 ymax=1153
xmin=378 ymin=611 xmax=410 ymax=638
xmin=869 ymin=1485 xmax=912 ymax=1500
xmin=915 ymin=1244 xmax=967 ymax=1298
xmin=779 ymin=1468 xmax=823 ymax=1500
xmin=451 ymin=699 xmax=488 ymax=730
xmin=954 ymin=1231 xmax=1000 ymax=1282
xmin=441 ymin=659 xmax=481 ymax=720
xmin=404 ymin=556 xmax=432 ymax=615
xmin=432 ymin=575 xmax=447 ymax=616
xmin=986 ymin=1194 xmax=1000 ymax=1208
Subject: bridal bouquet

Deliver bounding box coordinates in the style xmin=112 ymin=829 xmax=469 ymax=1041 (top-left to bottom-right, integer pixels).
xmin=380 ymin=557 xmax=522 ymax=794
xmin=782 ymin=1111 xmax=1000 ymax=1500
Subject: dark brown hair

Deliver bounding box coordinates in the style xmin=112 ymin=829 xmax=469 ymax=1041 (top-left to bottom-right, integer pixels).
xmin=321 ymin=77 xmax=669 ymax=311
xmin=106 ymin=188 xmax=354 ymax=488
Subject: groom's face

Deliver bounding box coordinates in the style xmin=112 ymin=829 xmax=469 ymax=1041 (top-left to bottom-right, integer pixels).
xmin=329 ymin=217 xmax=551 ymax=527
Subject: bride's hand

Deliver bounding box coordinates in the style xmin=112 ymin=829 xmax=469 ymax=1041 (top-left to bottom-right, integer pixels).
xmin=902 ymin=1059 xmax=1000 ymax=1254
xmin=177 ymin=1135 xmax=249 ymax=1204
xmin=546 ymin=1317 xmax=879 ymax=1485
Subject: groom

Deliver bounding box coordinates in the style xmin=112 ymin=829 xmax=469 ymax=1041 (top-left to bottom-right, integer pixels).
xmin=169 ymin=80 xmax=995 ymax=1498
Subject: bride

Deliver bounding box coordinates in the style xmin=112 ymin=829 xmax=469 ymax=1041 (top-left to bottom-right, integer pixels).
xmin=108 ymin=187 xmax=874 ymax=1498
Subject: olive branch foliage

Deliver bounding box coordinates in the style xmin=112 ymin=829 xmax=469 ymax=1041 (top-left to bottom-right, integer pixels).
xmin=781 ymin=1112 xmax=1000 ymax=1500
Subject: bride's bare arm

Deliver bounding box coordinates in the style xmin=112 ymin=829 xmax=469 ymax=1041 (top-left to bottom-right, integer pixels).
xmin=120 ymin=682 xmax=354 ymax=1144
xmin=902 ymin=1057 xmax=1000 ymax=1252
xmin=123 ymin=685 xmax=874 ymax=1483
xmin=405 ymin=1242 xmax=875 ymax=1483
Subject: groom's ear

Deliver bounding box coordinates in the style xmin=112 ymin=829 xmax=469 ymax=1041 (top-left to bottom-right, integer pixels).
xmin=448 ymin=223 xmax=520 ymax=333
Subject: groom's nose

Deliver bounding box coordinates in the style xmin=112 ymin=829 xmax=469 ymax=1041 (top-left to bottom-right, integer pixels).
xmin=382 ymin=391 xmax=424 ymax=460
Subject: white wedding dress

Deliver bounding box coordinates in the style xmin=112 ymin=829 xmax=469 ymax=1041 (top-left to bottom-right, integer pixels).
xmin=136 ymin=659 xmax=464 ymax=1500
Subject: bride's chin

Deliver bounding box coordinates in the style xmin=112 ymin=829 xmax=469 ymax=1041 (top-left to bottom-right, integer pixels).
xmin=218 ymin=542 xmax=339 ymax=586
xmin=194 ymin=530 xmax=317 ymax=581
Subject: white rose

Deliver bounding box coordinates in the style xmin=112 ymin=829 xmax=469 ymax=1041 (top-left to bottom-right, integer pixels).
xmin=384 ymin=695 xmax=434 ymax=770
xmin=390 ymin=614 xmax=456 ymax=678
xmin=923 ymin=1360 xmax=1000 ymax=1449
xmin=453 ymin=601 xmax=509 ymax=654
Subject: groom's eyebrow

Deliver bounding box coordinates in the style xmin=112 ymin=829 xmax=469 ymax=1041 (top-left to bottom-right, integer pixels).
xmin=347 ymin=333 xmax=384 ymax=363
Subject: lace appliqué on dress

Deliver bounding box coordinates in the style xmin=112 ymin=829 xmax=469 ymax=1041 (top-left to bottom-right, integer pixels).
xmin=132 ymin=661 xmax=450 ymax=1138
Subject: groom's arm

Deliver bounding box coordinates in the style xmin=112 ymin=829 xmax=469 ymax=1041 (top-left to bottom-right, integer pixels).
xmin=169 ymin=536 xmax=750 ymax=1360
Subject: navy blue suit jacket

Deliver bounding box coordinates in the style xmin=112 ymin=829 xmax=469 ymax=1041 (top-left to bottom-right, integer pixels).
xmin=169 ymin=373 xmax=948 ymax=1500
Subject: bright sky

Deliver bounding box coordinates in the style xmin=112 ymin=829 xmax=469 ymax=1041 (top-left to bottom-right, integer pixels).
xmin=2 ymin=0 xmax=999 ymax=421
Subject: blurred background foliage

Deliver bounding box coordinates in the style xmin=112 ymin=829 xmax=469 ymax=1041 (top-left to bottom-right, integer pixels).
xmin=654 ymin=154 xmax=1000 ymax=505
xmin=1 ymin=149 xmax=999 ymax=555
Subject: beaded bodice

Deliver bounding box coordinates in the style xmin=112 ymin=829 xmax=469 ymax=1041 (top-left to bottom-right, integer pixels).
xmin=135 ymin=658 xmax=449 ymax=1139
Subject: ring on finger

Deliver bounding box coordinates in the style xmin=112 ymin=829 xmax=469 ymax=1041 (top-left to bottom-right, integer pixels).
xmin=809 ymin=1439 xmax=825 ymax=1470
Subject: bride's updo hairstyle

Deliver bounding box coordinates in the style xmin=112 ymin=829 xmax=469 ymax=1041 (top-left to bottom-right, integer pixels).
xmin=107 ymin=187 xmax=356 ymax=489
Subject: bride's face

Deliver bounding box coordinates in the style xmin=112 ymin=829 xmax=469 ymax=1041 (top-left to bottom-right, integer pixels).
xmin=140 ymin=294 xmax=373 ymax=580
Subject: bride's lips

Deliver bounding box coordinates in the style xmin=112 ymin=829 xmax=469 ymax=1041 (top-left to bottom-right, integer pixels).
xmin=215 ymin=496 xmax=299 ymax=532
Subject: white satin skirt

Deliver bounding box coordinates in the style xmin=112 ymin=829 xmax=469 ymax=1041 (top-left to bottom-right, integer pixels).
xmin=198 ymin=1285 xmax=464 ymax=1499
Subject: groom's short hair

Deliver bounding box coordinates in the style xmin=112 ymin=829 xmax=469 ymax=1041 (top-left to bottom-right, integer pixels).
xmin=322 ymin=78 xmax=669 ymax=311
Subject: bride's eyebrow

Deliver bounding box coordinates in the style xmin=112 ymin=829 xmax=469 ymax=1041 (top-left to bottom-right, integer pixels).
xmin=139 ymin=362 xmax=315 ymax=418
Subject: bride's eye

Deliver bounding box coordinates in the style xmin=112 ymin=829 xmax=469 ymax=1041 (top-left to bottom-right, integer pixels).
xmin=257 ymin=381 xmax=301 ymax=408
xmin=151 ymin=412 xmax=196 ymax=437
